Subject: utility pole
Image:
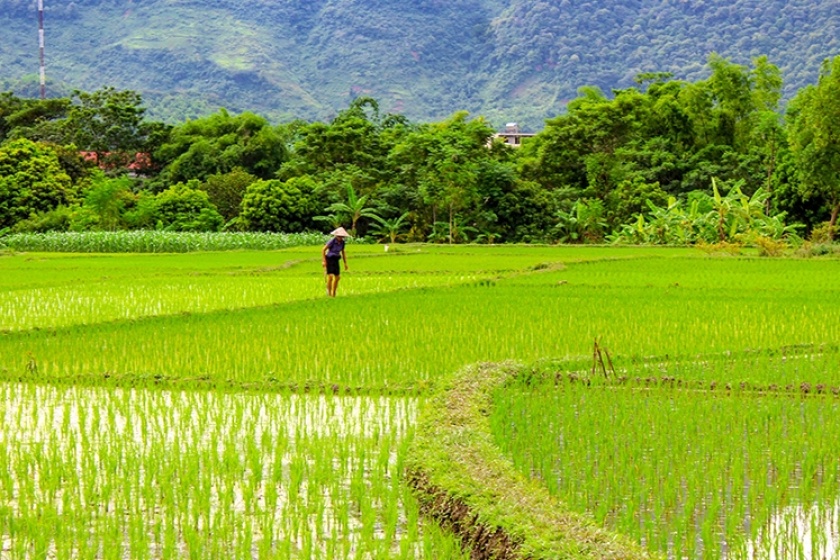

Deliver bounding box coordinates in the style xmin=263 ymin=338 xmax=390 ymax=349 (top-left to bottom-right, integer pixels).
xmin=38 ymin=0 xmax=46 ymax=99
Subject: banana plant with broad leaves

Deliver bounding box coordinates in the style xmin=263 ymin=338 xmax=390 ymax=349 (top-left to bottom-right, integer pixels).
xmin=610 ymin=178 xmax=802 ymax=245
xmin=368 ymin=212 xmax=410 ymax=244
xmin=324 ymin=183 xmax=382 ymax=236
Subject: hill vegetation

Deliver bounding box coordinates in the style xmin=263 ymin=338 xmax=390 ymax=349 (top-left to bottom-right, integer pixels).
xmin=0 ymin=0 xmax=838 ymax=126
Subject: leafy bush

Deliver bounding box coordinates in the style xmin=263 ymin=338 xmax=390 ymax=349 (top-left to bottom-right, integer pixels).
xmin=0 ymin=139 xmax=76 ymax=228
xmin=793 ymin=241 xmax=840 ymax=258
xmin=752 ymin=235 xmax=789 ymax=257
xmin=81 ymin=175 xmax=135 ymax=230
xmin=240 ymin=177 xmax=319 ymax=233
xmin=610 ymin=179 xmax=803 ymax=246
xmin=809 ymin=222 xmax=837 ymax=243
xmin=199 ymin=168 xmax=257 ymax=223
xmin=695 ymin=240 xmax=743 ymax=256
xmin=154 ymin=182 xmax=224 ymax=232
xmin=10 ymin=206 xmax=75 ymax=233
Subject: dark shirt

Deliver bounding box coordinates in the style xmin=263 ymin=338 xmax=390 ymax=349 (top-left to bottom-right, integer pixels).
xmin=325 ymin=237 xmax=345 ymax=258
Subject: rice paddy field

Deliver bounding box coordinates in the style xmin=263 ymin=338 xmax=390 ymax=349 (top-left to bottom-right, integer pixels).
xmin=1 ymin=240 xmax=839 ymax=559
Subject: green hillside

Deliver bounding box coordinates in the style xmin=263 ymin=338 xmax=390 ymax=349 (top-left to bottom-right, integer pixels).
xmin=1 ymin=0 xmax=838 ymax=127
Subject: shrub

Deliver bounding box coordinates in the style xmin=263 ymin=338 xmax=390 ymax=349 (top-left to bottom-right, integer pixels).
xmin=752 ymin=235 xmax=788 ymax=257
xmin=240 ymin=176 xmax=319 ymax=233
xmin=809 ymin=222 xmax=837 ymax=244
xmin=154 ymin=182 xmax=224 ymax=232
xmin=199 ymin=168 xmax=257 ymax=223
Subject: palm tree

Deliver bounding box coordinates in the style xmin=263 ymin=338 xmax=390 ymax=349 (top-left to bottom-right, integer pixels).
xmin=369 ymin=212 xmax=410 ymax=244
xmin=324 ymin=184 xmax=381 ymax=236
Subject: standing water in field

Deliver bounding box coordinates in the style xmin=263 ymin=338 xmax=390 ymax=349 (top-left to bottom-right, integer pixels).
xmin=0 ymin=383 xmax=467 ymax=560
xmin=738 ymin=501 xmax=840 ymax=560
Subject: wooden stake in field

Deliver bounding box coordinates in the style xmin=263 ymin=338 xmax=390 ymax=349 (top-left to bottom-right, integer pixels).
xmin=592 ymin=338 xmax=615 ymax=379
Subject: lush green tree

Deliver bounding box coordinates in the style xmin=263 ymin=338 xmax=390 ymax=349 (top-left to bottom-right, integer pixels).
xmin=284 ymin=98 xmax=408 ymax=209
xmin=746 ymin=56 xmax=786 ymax=193
xmin=521 ymin=55 xmax=792 ymax=232
xmin=158 ymin=109 xmax=287 ymax=183
xmin=123 ymin=194 xmax=159 ymax=230
xmin=705 ymin=54 xmax=755 ymax=150
xmin=787 ymin=56 xmax=840 ymax=235
xmin=154 ymin=182 xmax=224 ymax=232
xmin=240 ymin=176 xmax=319 ymax=233
xmin=1 ymin=93 xmax=70 ymax=143
xmin=389 ymin=112 xmax=492 ymax=242
xmin=770 ymin=147 xmax=826 ymax=232
xmin=0 ymin=92 xmax=25 ymax=142
xmin=525 ymin=86 xmax=626 ymax=195
xmin=199 ymin=168 xmax=258 ymax=223
xmin=0 ymin=139 xmax=75 ymax=228
xmin=495 ymin=179 xmax=558 ymax=243
xmin=316 ymin=164 xmax=380 ymax=217
xmin=58 ymin=88 xmax=149 ymax=165
xmin=605 ymin=176 xmax=669 ymax=228
xmin=293 ymin=99 xmax=385 ymax=174
xmin=82 ymin=174 xmax=135 ymax=230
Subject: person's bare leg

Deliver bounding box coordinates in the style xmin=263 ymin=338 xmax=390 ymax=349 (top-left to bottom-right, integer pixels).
xmin=326 ymin=274 xmax=336 ymax=297
xmin=332 ymin=275 xmax=341 ymax=297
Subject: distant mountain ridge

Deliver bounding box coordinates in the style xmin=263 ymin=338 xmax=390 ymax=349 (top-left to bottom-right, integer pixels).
xmin=1 ymin=0 xmax=838 ymax=127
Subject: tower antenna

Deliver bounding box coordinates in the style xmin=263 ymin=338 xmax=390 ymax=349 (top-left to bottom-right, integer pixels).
xmin=38 ymin=0 xmax=46 ymax=99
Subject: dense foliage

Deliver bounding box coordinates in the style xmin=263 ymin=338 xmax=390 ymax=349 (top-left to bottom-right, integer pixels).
xmin=1 ymin=54 xmax=839 ymax=245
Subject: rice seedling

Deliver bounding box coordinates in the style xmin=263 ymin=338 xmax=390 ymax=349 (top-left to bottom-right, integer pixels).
xmin=0 ymin=382 xmax=468 ymax=559
xmin=1 ymin=245 xmax=838 ymax=559
xmin=490 ymin=365 xmax=840 ymax=559
xmin=0 ymin=247 xmax=532 ymax=331
xmin=3 ymin=255 xmax=838 ymax=391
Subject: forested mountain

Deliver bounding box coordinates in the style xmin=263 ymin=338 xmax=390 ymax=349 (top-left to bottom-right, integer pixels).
xmin=1 ymin=0 xmax=838 ymax=127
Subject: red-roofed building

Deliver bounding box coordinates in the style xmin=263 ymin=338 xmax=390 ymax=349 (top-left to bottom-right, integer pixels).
xmin=80 ymin=151 xmax=155 ymax=175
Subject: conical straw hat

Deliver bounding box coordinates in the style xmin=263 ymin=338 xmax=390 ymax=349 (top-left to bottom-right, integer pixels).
xmin=330 ymin=227 xmax=351 ymax=237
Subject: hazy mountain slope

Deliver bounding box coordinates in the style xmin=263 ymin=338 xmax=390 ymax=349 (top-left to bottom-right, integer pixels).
xmin=0 ymin=0 xmax=838 ymax=127
xmin=478 ymin=0 xmax=840 ymax=124
xmin=298 ymin=0 xmax=495 ymax=119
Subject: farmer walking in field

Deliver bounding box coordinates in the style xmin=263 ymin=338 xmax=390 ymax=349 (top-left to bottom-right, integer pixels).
xmin=322 ymin=227 xmax=350 ymax=297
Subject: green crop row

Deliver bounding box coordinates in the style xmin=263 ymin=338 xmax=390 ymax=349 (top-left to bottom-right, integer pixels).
xmin=3 ymin=255 xmax=838 ymax=391
xmin=0 ymin=231 xmax=331 ymax=253
xmin=491 ymin=362 xmax=840 ymax=559
xmin=1 ymin=245 xmax=576 ymax=331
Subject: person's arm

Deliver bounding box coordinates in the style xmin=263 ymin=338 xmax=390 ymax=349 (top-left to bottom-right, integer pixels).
xmin=341 ymin=248 xmax=348 ymax=271
xmin=322 ymin=244 xmax=329 ymax=267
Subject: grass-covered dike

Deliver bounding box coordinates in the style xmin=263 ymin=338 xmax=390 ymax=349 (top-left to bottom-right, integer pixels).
xmin=405 ymin=361 xmax=658 ymax=560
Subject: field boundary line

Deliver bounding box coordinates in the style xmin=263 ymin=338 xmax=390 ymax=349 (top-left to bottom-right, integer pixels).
xmin=405 ymin=361 xmax=659 ymax=560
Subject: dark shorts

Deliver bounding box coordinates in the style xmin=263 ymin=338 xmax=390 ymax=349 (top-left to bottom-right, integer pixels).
xmin=326 ymin=256 xmax=341 ymax=276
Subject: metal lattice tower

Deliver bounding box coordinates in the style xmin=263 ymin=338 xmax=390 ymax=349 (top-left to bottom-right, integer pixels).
xmin=38 ymin=0 xmax=46 ymax=99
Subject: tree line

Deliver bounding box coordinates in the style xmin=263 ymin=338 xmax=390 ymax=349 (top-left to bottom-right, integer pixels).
xmin=1 ymin=54 xmax=838 ymax=245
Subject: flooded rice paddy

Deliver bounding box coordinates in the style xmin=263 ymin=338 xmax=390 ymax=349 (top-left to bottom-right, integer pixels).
xmin=0 ymin=383 xmax=465 ymax=559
